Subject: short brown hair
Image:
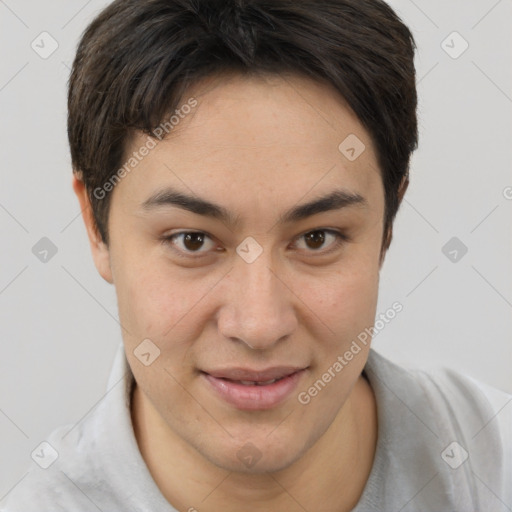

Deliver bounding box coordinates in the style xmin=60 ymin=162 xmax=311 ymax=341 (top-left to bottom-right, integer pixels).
xmin=68 ymin=0 xmax=418 ymax=247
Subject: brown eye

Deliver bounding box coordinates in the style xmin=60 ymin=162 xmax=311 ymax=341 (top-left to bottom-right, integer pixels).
xmin=182 ymin=232 xmax=205 ymax=251
xmin=304 ymin=231 xmax=326 ymax=250
xmin=294 ymin=229 xmax=347 ymax=254
xmin=163 ymin=231 xmax=216 ymax=256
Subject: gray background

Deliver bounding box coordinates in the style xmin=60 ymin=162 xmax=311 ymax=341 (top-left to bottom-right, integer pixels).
xmin=1 ymin=0 xmax=511 ymax=498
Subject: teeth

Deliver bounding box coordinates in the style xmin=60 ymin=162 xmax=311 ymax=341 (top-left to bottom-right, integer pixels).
xmin=259 ymin=379 xmax=278 ymax=385
xmin=239 ymin=379 xmax=278 ymax=386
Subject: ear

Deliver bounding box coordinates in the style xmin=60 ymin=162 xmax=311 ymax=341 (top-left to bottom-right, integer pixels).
xmin=379 ymin=173 xmax=409 ymax=268
xmin=72 ymin=174 xmax=114 ymax=284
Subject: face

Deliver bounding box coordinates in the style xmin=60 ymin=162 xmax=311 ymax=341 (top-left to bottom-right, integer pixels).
xmin=87 ymin=73 xmax=386 ymax=473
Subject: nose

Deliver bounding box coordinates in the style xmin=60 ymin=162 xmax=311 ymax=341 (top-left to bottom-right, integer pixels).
xmin=217 ymin=254 xmax=298 ymax=351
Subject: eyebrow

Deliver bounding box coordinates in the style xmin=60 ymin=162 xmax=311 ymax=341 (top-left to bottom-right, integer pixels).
xmin=141 ymin=187 xmax=367 ymax=227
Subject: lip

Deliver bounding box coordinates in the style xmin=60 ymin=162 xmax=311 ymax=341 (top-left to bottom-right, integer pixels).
xmin=204 ymin=366 xmax=305 ymax=382
xmin=201 ymin=368 xmax=307 ymax=410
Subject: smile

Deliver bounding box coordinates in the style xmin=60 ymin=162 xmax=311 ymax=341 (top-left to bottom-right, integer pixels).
xmin=201 ymin=369 xmax=307 ymax=410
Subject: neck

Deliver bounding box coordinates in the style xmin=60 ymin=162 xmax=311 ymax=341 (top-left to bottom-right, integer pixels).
xmin=131 ymin=374 xmax=377 ymax=512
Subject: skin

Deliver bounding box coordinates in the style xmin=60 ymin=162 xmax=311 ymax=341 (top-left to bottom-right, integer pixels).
xmin=74 ymin=72 xmax=406 ymax=511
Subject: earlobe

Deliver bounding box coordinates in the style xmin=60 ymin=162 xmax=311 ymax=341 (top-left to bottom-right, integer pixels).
xmin=72 ymin=174 xmax=114 ymax=284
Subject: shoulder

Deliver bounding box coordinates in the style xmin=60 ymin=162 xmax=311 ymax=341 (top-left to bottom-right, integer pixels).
xmin=420 ymin=362 xmax=512 ymax=493
xmin=1 ymin=425 xmax=98 ymax=511
xmin=366 ymin=348 xmax=511 ymax=442
xmin=363 ymin=349 xmax=512 ymax=509
xmin=0 ymin=345 xmax=167 ymax=512
xmin=1 ymin=361 xmax=131 ymax=510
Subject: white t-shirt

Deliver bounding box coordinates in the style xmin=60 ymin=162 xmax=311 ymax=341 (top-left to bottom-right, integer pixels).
xmin=2 ymin=343 xmax=511 ymax=511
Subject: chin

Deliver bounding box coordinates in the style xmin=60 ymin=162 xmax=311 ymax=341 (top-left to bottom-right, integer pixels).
xmin=199 ymin=430 xmax=313 ymax=475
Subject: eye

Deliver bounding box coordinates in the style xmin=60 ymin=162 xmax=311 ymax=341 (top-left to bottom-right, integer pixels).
xmin=293 ymin=229 xmax=347 ymax=254
xmin=162 ymin=231 xmax=217 ymax=257
xmin=161 ymin=228 xmax=348 ymax=259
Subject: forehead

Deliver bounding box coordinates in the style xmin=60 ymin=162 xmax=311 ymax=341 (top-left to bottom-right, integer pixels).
xmin=154 ymin=72 xmax=375 ymax=158
xmin=117 ymin=73 xmax=382 ymax=213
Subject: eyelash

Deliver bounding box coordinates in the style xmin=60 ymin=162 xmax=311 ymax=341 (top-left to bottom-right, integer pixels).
xmin=160 ymin=229 xmax=349 ymax=259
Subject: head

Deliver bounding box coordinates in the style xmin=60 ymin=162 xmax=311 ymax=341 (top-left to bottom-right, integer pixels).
xmin=69 ymin=0 xmax=417 ymax=473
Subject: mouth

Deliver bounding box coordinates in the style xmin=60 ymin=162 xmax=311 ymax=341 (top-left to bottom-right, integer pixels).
xmin=200 ymin=367 xmax=307 ymax=410
xmin=227 ymin=377 xmax=286 ymax=386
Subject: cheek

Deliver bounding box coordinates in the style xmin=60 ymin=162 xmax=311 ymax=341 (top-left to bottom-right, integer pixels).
xmin=296 ymin=266 xmax=379 ymax=411
xmin=112 ymin=248 xmax=224 ymax=354
xmin=304 ymin=256 xmax=380 ymax=343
